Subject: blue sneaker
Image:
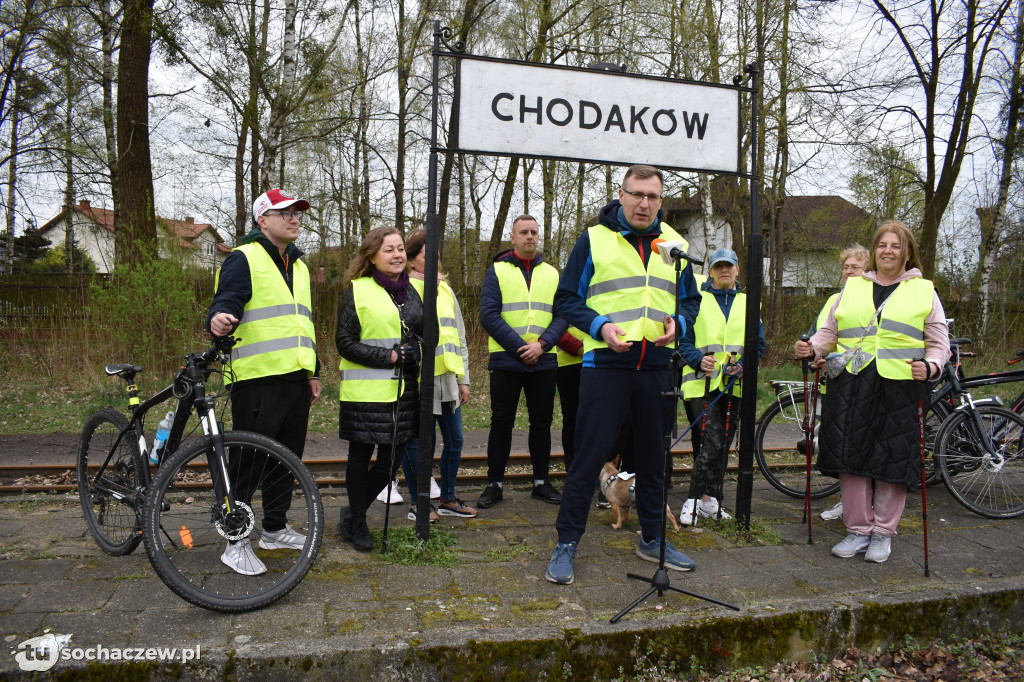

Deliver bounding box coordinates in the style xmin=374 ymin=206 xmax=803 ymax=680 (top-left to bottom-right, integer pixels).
xmin=545 ymin=541 xmax=578 ymax=584
xmin=636 ymin=537 xmax=696 ymax=572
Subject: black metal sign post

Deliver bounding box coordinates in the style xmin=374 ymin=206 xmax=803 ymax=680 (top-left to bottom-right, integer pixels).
xmin=415 ymin=23 xmax=464 ymax=539
xmin=735 ymin=63 xmax=761 ymax=530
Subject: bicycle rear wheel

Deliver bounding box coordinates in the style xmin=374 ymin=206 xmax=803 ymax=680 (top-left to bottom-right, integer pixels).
xmin=754 ymin=392 xmax=840 ymax=499
xmin=77 ymin=408 xmax=144 ymax=555
xmin=142 ymin=431 xmax=323 ymax=612
xmin=936 ymin=406 xmax=1024 ymax=519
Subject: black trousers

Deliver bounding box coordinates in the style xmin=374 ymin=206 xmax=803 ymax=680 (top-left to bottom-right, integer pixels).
xmin=555 ymin=364 xmax=581 ymax=471
xmin=228 ymin=377 xmax=310 ymax=532
xmin=486 ymin=368 xmax=556 ymax=483
xmin=687 ymin=392 xmax=741 ymax=502
xmin=556 ymin=369 xmax=671 ymax=544
xmin=346 ymin=441 xmax=405 ymax=521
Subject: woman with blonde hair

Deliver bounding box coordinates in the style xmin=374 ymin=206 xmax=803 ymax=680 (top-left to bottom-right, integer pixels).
xmin=796 ymin=221 xmax=949 ymax=563
xmin=336 ymin=226 xmax=423 ymax=551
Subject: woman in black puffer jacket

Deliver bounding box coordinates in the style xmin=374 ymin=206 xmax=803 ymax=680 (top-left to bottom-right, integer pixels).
xmin=335 ymin=225 xmax=423 ymax=551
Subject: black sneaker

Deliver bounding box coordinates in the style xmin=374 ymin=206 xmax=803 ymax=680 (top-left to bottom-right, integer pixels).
xmin=531 ymin=481 xmax=562 ymax=504
xmin=477 ymin=482 xmax=503 ymax=508
xmin=338 ymin=506 xmax=353 ymax=542
xmin=596 ymin=491 xmax=611 ymax=509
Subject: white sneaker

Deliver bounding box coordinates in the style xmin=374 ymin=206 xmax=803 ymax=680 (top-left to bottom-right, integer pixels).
xmin=376 ymin=480 xmax=404 ymax=504
xmin=679 ymin=498 xmax=697 ymax=525
xmin=429 ymin=477 xmax=441 ymax=499
xmin=864 ymin=532 xmax=892 ymax=563
xmin=820 ymin=501 xmax=843 ymax=521
xmin=221 ymin=539 xmax=267 ymax=575
xmin=698 ymin=498 xmax=731 ymax=519
xmin=258 ymin=524 xmax=306 ymax=550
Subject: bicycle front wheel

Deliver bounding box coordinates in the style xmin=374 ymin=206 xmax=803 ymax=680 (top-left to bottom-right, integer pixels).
xmin=754 ymin=392 xmax=840 ymax=499
xmin=77 ymin=408 xmax=144 ymax=555
xmin=143 ymin=431 xmax=323 ymax=612
xmin=936 ymin=406 xmax=1024 ymax=519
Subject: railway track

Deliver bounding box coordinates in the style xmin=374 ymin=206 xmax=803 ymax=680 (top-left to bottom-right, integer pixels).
xmin=1 ymin=450 xmax=691 ymax=495
xmin=0 ymin=447 xmax=795 ymax=495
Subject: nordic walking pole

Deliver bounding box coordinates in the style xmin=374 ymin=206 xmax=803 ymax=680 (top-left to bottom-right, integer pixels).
xmin=917 ymin=394 xmax=930 ymax=577
xmin=380 ymin=346 xmax=406 ymax=556
xmin=807 ymin=364 xmax=821 ymax=545
xmin=690 ymin=352 xmax=715 ymax=528
xmin=721 ymin=352 xmax=738 ymax=521
xmin=800 ymin=334 xmax=812 ymax=538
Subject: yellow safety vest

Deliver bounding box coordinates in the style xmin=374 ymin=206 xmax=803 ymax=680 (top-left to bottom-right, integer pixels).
xmin=583 ymin=224 xmax=686 ymax=354
xmin=681 ymin=288 xmax=747 ymax=399
xmin=411 ymin=277 xmax=465 ymax=377
xmin=834 ymin=276 xmax=933 ymax=380
xmin=487 ymin=261 xmax=559 ymax=354
xmin=556 ymin=326 xmax=586 ymax=367
xmin=339 ymin=277 xmax=406 ymax=402
xmin=219 ymin=243 xmax=316 ymax=385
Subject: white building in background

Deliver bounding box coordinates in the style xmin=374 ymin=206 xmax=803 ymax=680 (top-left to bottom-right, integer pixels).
xmin=37 ymin=200 xmax=232 ymax=274
xmin=661 ymin=179 xmax=874 ymax=295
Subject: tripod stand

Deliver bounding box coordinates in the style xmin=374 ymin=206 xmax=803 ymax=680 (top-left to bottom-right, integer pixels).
xmin=611 ymin=254 xmax=740 ymax=623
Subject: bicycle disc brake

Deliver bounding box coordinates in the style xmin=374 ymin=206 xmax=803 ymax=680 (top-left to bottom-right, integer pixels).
xmin=212 ymin=501 xmax=255 ymax=541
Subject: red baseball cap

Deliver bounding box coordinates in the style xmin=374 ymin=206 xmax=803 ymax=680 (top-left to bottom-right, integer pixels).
xmin=252 ymin=188 xmax=311 ymax=219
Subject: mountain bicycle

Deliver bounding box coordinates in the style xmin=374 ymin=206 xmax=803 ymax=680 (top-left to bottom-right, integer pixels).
xmin=77 ymin=336 xmax=323 ymax=611
xmin=932 ymin=351 xmax=1024 ymax=519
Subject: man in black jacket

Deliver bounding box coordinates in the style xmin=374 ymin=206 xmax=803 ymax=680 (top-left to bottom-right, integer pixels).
xmin=207 ymin=188 xmax=320 ymax=575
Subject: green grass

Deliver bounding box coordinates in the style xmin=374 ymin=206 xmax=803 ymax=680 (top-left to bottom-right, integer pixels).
xmin=371 ymin=526 xmax=460 ymax=567
xmin=483 ymin=534 xmax=537 ymax=562
xmin=700 ymin=516 xmax=783 ymax=547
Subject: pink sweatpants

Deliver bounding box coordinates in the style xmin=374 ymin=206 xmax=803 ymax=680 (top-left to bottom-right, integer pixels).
xmin=840 ymin=473 xmax=907 ymax=537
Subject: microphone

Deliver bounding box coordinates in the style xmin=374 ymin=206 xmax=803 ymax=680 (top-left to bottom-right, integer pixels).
xmin=653 ymin=239 xmax=703 ymax=266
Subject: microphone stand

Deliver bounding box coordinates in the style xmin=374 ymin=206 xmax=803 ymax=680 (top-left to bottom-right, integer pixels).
xmin=611 ymin=252 xmax=740 ymax=623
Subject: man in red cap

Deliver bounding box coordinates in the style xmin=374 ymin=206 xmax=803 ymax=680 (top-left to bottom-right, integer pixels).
xmin=207 ymin=188 xmax=320 ymax=575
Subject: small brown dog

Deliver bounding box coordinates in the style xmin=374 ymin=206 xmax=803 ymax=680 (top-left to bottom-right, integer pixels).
xmin=599 ymin=461 xmax=680 ymax=533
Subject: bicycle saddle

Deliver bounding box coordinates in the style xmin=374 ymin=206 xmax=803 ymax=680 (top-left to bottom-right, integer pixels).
xmin=105 ymin=364 xmax=143 ymax=377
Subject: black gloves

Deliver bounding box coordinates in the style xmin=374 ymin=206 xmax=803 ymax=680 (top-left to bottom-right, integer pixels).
xmin=394 ymin=342 xmax=421 ymax=368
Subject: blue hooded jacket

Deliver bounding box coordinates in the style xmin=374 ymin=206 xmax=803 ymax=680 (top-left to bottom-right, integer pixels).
xmin=554 ymin=200 xmax=701 ymax=370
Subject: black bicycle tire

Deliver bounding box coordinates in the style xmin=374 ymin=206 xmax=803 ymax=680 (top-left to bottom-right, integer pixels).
xmin=936 ymin=406 xmax=1024 ymax=519
xmin=754 ymin=393 xmax=841 ymax=499
xmin=922 ymin=399 xmax=951 ymax=486
xmin=77 ymin=408 xmax=144 ymax=556
xmin=142 ymin=431 xmax=323 ymax=612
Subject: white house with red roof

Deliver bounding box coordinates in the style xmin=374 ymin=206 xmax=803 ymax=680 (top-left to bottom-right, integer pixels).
xmin=37 ymin=200 xmax=232 ymax=273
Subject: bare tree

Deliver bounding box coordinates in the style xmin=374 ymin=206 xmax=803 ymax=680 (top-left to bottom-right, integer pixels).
xmin=869 ymin=0 xmax=1014 ymax=276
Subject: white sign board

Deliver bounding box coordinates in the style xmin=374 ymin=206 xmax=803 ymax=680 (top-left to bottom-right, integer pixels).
xmin=454 ymin=57 xmax=740 ymax=173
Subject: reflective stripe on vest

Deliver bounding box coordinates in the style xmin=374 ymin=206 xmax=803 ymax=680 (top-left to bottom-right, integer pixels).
xmin=833 ymin=276 xmax=933 ymax=380
xmin=339 ymin=278 xmax=405 ymax=402
xmin=487 ymin=261 xmax=559 ymax=353
xmin=411 ymin=277 xmax=465 ymax=377
xmin=583 ymin=224 xmax=686 ymax=354
xmin=557 ymin=326 xmax=586 ymax=367
xmin=221 ymin=243 xmax=316 ymax=384
xmin=681 ymin=290 xmax=747 ymax=399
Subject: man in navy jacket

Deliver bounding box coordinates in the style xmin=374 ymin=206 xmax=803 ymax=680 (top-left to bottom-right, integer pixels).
xmin=544 ymin=165 xmax=701 ymax=585
xmin=478 ymin=215 xmax=568 ymax=509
